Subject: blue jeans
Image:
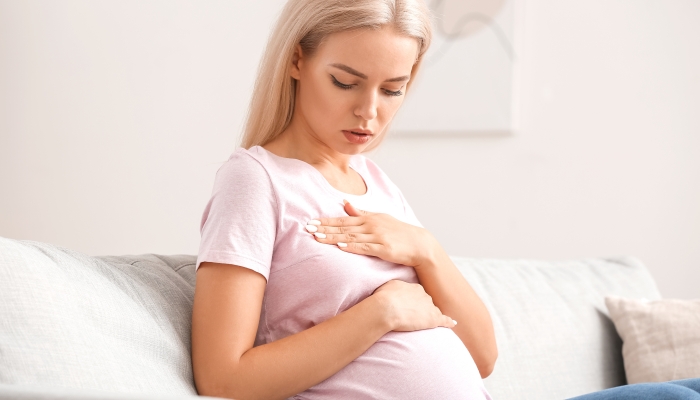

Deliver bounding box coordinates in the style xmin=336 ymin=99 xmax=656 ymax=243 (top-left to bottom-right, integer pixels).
xmin=567 ymin=378 xmax=700 ymax=400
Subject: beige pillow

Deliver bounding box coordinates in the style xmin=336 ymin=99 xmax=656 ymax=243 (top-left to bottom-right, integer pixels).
xmin=605 ymin=296 xmax=700 ymax=384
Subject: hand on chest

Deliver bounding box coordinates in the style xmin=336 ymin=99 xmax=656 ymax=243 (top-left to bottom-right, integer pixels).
xmin=266 ymin=196 xmax=417 ymax=327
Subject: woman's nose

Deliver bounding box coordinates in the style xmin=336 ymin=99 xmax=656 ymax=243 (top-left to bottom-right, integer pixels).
xmin=354 ymin=90 xmax=378 ymax=121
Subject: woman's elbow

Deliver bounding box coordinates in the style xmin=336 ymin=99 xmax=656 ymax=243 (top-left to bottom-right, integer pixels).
xmin=477 ymin=344 xmax=498 ymax=379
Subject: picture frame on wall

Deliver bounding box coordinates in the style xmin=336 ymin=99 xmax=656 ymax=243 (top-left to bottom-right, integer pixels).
xmin=391 ymin=0 xmax=521 ymax=136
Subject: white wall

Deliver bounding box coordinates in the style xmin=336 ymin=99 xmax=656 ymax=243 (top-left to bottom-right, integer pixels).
xmin=1 ymin=0 xmax=698 ymax=298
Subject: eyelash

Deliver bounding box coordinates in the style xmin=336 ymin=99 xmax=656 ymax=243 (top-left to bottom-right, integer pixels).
xmin=330 ymin=75 xmax=404 ymax=97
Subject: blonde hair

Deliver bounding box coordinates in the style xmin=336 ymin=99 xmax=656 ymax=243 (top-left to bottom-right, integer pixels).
xmin=238 ymin=0 xmax=433 ymax=153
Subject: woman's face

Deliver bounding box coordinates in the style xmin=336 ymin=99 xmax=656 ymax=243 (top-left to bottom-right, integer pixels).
xmin=289 ymin=25 xmax=419 ymax=154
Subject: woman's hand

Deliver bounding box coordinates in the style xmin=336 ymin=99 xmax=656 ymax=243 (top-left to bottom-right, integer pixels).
xmin=305 ymin=199 xmax=436 ymax=268
xmin=372 ymin=280 xmax=457 ymax=331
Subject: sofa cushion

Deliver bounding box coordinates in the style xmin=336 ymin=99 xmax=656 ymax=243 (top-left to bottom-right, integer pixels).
xmin=452 ymin=256 xmax=662 ymax=400
xmin=605 ymin=296 xmax=700 ymax=384
xmin=0 ymin=237 xmax=199 ymax=397
xmin=0 ymin=382 xmax=223 ymax=400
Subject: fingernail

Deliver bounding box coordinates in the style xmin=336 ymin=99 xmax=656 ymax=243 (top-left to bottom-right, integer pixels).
xmin=343 ymin=199 xmax=349 ymax=205
xmin=305 ymin=225 xmax=318 ymax=232
xmin=452 ymin=319 xmax=458 ymax=326
xmin=314 ymin=232 xmax=326 ymax=239
xmin=337 ymin=242 xmax=347 ymax=247
xmin=307 ymin=219 xmax=321 ymax=225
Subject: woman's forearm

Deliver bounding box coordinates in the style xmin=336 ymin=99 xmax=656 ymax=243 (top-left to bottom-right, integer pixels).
xmin=415 ymin=239 xmax=498 ymax=378
xmin=213 ymin=295 xmax=391 ymax=400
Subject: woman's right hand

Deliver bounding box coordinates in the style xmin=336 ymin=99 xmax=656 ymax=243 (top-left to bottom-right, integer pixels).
xmin=371 ymin=279 xmax=457 ymax=332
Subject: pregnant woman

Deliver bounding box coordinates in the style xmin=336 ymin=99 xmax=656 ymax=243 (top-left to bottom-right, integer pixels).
xmin=191 ymin=1 xmax=498 ymax=399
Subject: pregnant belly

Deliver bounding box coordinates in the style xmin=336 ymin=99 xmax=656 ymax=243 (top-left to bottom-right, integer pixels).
xmin=292 ymin=327 xmax=491 ymax=400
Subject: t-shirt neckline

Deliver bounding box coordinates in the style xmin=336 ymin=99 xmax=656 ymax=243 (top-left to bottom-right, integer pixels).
xmin=251 ymin=145 xmax=373 ymax=199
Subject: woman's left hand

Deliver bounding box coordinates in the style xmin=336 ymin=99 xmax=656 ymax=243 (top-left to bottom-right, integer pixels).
xmin=305 ymin=199 xmax=436 ymax=268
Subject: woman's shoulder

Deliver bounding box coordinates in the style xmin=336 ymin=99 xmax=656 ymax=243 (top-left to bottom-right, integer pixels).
xmin=222 ymin=145 xmax=266 ymax=168
xmin=352 ymin=153 xmax=402 ymax=194
xmin=216 ymin=147 xmax=267 ymax=178
xmin=353 ymin=153 xmax=423 ymax=227
xmin=217 ymin=145 xmax=281 ymax=178
xmin=214 ymin=145 xmax=311 ymax=195
xmin=223 ymin=145 xmax=307 ymax=177
xmin=210 ymin=146 xmax=278 ymax=193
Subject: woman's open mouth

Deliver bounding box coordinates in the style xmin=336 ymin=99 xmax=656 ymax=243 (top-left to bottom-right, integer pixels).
xmin=342 ymin=130 xmax=372 ymax=144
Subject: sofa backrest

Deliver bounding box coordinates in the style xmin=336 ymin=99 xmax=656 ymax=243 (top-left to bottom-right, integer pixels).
xmin=0 ymin=237 xmax=199 ymax=397
xmin=451 ymin=256 xmax=662 ymax=399
xmin=0 ymin=237 xmax=661 ymax=399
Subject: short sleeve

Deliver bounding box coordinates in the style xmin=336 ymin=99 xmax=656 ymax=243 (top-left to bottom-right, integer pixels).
xmin=196 ymin=152 xmax=278 ymax=281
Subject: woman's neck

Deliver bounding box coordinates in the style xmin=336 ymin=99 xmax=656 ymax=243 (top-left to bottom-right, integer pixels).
xmin=262 ymin=126 xmax=354 ymax=174
xmin=262 ymin=126 xmax=369 ymax=196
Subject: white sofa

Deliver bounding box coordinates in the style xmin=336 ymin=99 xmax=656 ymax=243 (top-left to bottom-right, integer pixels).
xmin=0 ymin=236 xmax=661 ymax=399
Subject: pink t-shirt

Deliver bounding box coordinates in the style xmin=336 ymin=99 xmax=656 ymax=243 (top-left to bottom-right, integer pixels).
xmin=196 ymin=145 xmax=492 ymax=400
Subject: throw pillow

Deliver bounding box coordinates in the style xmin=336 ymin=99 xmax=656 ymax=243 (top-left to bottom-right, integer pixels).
xmin=605 ymin=295 xmax=700 ymax=384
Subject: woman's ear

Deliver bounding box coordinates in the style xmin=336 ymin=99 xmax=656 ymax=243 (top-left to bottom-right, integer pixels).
xmin=290 ymin=43 xmax=303 ymax=80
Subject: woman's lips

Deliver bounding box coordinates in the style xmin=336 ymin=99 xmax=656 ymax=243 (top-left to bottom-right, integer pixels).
xmin=342 ymin=130 xmax=372 ymax=144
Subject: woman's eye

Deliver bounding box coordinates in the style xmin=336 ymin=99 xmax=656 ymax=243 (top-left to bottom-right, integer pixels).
xmin=331 ymin=75 xmax=353 ymax=90
xmin=330 ymin=74 xmax=403 ymax=97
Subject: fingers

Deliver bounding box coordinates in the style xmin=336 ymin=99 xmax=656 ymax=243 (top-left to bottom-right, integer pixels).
xmin=313 ymin=216 xmax=364 ymax=228
xmin=311 ymin=223 xmax=367 ymax=235
xmin=307 ymin=225 xmax=383 ymax=255
xmin=313 ymin=231 xmax=373 ymax=245
xmin=343 ymin=200 xmax=373 ymax=216
xmin=337 ymin=241 xmax=382 ymax=255
xmin=442 ymin=315 xmax=458 ymax=329
xmin=306 ymin=217 xmax=382 ymax=256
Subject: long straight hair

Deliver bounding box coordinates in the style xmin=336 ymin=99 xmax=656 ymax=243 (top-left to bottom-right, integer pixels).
xmin=238 ymin=0 xmax=433 ymax=153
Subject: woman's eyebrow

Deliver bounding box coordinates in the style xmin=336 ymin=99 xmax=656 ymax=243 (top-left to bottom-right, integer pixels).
xmin=328 ymin=63 xmax=410 ymax=82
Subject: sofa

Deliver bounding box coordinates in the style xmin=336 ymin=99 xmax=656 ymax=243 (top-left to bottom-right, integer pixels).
xmin=0 ymin=235 xmax=661 ymax=400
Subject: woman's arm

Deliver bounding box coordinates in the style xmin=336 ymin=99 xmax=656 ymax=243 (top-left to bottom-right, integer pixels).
xmin=306 ymin=201 xmax=498 ymax=377
xmin=415 ymin=239 xmax=498 ymax=378
xmin=192 ymin=262 xmax=391 ymax=400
